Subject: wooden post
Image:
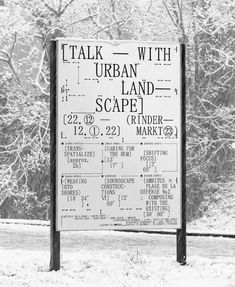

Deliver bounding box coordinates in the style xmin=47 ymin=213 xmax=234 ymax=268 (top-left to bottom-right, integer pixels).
xmin=50 ymin=40 xmax=60 ymax=271
xmin=177 ymin=44 xmax=186 ymax=265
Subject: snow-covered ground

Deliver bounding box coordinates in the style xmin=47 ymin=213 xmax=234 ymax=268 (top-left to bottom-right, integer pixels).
xmin=0 ymin=223 xmax=235 ymax=287
xmin=1 ymin=248 xmax=234 ymax=287
xmin=188 ymin=181 xmax=235 ymax=235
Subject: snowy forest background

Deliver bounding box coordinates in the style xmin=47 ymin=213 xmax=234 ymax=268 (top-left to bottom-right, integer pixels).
xmin=0 ymin=0 xmax=234 ymax=224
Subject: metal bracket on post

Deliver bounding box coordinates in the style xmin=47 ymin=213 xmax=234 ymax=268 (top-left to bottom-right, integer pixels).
xmin=50 ymin=40 xmax=60 ymax=271
xmin=177 ymin=43 xmax=186 ymax=265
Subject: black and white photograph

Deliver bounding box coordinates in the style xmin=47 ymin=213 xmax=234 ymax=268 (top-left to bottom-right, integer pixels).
xmin=0 ymin=0 xmax=234 ymax=286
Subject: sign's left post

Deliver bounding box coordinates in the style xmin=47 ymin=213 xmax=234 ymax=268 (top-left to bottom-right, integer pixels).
xmin=50 ymin=40 xmax=60 ymax=271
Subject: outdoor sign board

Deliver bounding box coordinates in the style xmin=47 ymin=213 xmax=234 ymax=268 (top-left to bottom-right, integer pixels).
xmin=55 ymin=39 xmax=182 ymax=231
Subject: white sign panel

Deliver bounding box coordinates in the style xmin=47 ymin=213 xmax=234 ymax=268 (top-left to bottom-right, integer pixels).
xmin=56 ymin=39 xmax=182 ymax=231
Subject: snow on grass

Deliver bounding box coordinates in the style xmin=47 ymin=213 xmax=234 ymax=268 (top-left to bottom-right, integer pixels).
xmin=0 ymin=248 xmax=234 ymax=287
xmin=188 ymin=181 xmax=235 ymax=235
xmin=0 ymin=222 xmax=234 ymax=286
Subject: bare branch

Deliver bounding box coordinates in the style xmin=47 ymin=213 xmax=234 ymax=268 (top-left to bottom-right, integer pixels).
xmin=8 ymin=61 xmax=21 ymax=86
xmin=58 ymin=0 xmax=63 ymax=14
xmin=0 ymin=34 xmax=21 ymax=86
xmin=64 ymin=13 xmax=100 ymax=29
xmin=9 ymin=32 xmax=17 ymax=59
xmin=176 ymin=0 xmax=181 ymax=13
xmin=162 ymin=1 xmax=178 ymax=28
xmin=59 ymin=0 xmax=77 ymax=16
xmin=92 ymin=18 xmax=131 ymax=37
xmin=146 ymin=0 xmax=154 ymax=13
xmin=88 ymin=8 xmax=114 ymax=40
xmin=50 ymin=0 xmax=56 ymax=10
xmin=0 ymin=56 xmax=8 ymax=62
xmin=41 ymin=0 xmax=58 ymax=16
xmin=0 ymin=50 xmax=10 ymax=60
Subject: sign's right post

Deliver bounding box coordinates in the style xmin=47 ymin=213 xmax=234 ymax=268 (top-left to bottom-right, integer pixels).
xmin=177 ymin=44 xmax=186 ymax=265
